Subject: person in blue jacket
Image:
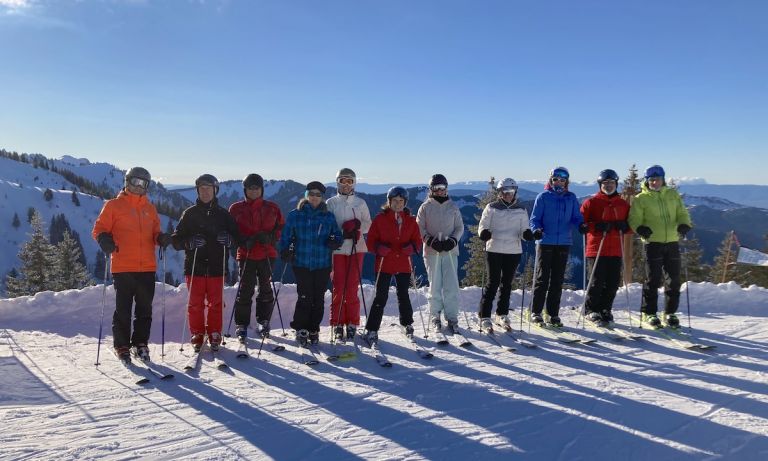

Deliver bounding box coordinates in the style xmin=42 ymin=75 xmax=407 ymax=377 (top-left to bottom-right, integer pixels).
xmin=529 ymin=167 xmax=586 ymax=327
xmin=278 ymin=181 xmax=343 ymax=346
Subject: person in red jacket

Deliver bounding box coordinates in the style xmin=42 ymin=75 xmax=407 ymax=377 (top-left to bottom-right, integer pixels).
xmin=363 ymin=187 xmax=422 ymax=343
xmin=579 ymin=169 xmax=631 ymax=326
xmin=228 ymin=173 xmax=285 ymax=342
xmin=92 ymin=166 xmax=170 ymax=362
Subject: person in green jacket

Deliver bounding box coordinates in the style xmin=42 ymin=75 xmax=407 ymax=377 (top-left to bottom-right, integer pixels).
xmin=627 ymin=165 xmax=693 ymax=329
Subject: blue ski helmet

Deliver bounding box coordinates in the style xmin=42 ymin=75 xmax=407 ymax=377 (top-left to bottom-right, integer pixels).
xmin=597 ymin=169 xmax=619 ymax=184
xmin=387 ymin=186 xmax=408 ymax=203
xmin=550 ymin=166 xmax=569 ymax=180
xmin=644 ymin=165 xmax=665 ymax=179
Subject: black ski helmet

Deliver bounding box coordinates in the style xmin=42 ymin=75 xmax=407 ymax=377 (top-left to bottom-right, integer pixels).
xmin=125 ymin=166 xmax=151 ymax=190
xmin=243 ymin=173 xmax=264 ymax=195
xmin=597 ymin=169 xmax=619 ymax=184
xmin=387 ymin=186 xmax=408 ymax=204
xmin=195 ymin=173 xmax=219 ymax=196
xmin=429 ymin=174 xmax=448 ymax=188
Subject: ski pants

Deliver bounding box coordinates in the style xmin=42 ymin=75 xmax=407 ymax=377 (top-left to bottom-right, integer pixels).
xmin=584 ymin=256 xmax=623 ymax=314
xmin=642 ymin=242 xmax=682 ymax=315
xmin=479 ymin=252 xmax=521 ymax=318
xmin=185 ymin=275 xmax=224 ymax=336
xmin=424 ymin=251 xmax=460 ymax=323
xmin=330 ymin=252 xmax=364 ymax=326
xmin=531 ymin=244 xmax=570 ymax=318
xmin=233 ymin=257 xmax=275 ymax=327
xmin=365 ymin=272 xmax=414 ymax=332
xmin=112 ymin=271 xmax=155 ymax=349
xmin=291 ymin=266 xmax=331 ymax=333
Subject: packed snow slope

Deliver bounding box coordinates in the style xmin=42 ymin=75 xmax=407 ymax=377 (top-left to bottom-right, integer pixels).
xmin=1 ymin=281 xmax=767 ymax=460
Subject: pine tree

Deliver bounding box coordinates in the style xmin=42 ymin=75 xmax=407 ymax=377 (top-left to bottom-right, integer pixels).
xmin=71 ymin=190 xmax=81 ymax=206
xmin=51 ymin=231 xmax=92 ymax=291
xmin=622 ymin=165 xmax=642 ymax=284
xmin=27 ymin=206 xmax=35 ymax=224
xmin=680 ymin=236 xmax=708 ymax=282
xmin=709 ymin=231 xmax=743 ymax=284
xmin=6 ymin=211 xmax=56 ymax=297
xmin=12 ymin=212 xmax=21 ymax=229
xmin=44 ymin=188 xmax=54 ymax=201
xmin=461 ymin=177 xmax=496 ymax=287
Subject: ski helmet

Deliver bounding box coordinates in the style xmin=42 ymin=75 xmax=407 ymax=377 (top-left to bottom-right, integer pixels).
xmin=597 ymin=169 xmax=619 ymax=184
xmin=550 ymin=166 xmax=569 ymax=180
xmin=496 ymin=178 xmax=518 ymax=193
xmin=336 ymin=168 xmax=356 ymax=184
xmin=644 ymin=165 xmax=665 ymax=179
xmin=429 ymin=174 xmax=448 ymax=188
xmin=387 ymin=186 xmax=408 ymax=204
xmin=125 ymin=166 xmax=151 ymax=190
xmin=306 ymin=181 xmax=326 ymax=193
xmin=195 ymin=173 xmax=220 ymax=195
xmin=243 ymin=173 xmax=264 ymax=189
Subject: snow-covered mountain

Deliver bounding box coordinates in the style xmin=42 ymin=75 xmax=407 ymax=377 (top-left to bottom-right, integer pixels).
xmin=1 ymin=281 xmax=766 ymax=459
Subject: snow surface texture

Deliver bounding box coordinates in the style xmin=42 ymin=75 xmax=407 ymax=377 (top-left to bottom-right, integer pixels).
xmin=2 ymin=282 xmax=767 ymax=460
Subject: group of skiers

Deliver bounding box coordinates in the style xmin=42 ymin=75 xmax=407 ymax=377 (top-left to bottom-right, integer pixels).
xmin=92 ymin=163 xmax=692 ymax=363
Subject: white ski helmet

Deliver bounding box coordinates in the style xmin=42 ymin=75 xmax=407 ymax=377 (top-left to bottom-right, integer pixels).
xmin=496 ymin=178 xmax=518 ymax=193
xmin=336 ymin=168 xmax=356 ymax=184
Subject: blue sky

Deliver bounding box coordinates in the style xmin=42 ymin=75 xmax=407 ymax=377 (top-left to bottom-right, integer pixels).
xmin=1 ymin=0 xmax=766 ymax=185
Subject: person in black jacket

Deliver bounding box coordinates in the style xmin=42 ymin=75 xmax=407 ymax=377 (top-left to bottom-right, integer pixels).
xmin=172 ymin=174 xmax=239 ymax=352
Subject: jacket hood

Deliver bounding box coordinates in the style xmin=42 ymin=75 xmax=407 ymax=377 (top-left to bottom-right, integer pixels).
xmin=297 ymin=198 xmax=328 ymax=212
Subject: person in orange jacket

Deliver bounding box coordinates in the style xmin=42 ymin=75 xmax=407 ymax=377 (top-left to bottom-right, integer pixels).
xmin=92 ymin=167 xmax=171 ymax=362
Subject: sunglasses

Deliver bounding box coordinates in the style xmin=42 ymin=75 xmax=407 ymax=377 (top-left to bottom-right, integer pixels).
xmin=551 ymin=177 xmax=567 ymax=183
xmin=128 ymin=177 xmax=149 ymax=189
xmin=307 ymin=191 xmax=323 ymax=197
xmin=431 ymin=184 xmax=447 ymax=191
xmin=647 ymin=176 xmax=663 ymax=181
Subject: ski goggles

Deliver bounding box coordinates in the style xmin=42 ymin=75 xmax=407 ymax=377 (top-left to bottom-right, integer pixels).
xmin=500 ymin=187 xmax=518 ymax=194
xmin=338 ymin=177 xmax=355 ymax=185
xmin=551 ymin=177 xmax=567 ymax=183
xmin=431 ymin=184 xmax=447 ymax=191
xmin=128 ymin=177 xmax=149 ymax=189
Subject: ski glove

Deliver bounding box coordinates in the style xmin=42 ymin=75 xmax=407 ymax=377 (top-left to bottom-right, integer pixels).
xmin=427 ymin=236 xmax=443 ymax=252
xmin=677 ymin=224 xmax=691 ymax=237
xmin=216 ymin=231 xmax=233 ymax=248
xmin=244 ymin=235 xmax=258 ymax=250
xmin=614 ymin=221 xmax=630 ymax=233
xmin=341 ymin=219 xmax=361 ymax=239
xmin=280 ymin=248 xmax=295 ymax=263
xmin=255 ymin=231 xmax=273 ymax=245
xmin=441 ymin=237 xmax=458 ymax=252
xmin=156 ymin=232 xmax=172 ymax=249
xmin=532 ymin=229 xmax=543 ymax=240
xmin=578 ymin=223 xmax=589 ymax=235
xmin=594 ymin=222 xmax=611 ymax=233
xmin=636 ymin=225 xmax=653 ymax=239
xmin=522 ymin=229 xmax=534 ymax=241
xmin=401 ymin=242 xmax=416 ymax=256
xmin=185 ymin=234 xmax=206 ymax=250
xmin=97 ymin=232 xmax=117 ymax=254
xmin=375 ymin=243 xmax=391 ymax=257
xmin=326 ymin=234 xmax=343 ymax=250
xmin=479 ymin=229 xmax=492 ymax=242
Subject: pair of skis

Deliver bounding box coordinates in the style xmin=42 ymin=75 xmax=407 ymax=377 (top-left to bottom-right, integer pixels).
xmin=183 ymin=343 xmax=228 ymax=372
xmin=512 ymin=313 xmax=597 ymax=345
xmin=113 ymin=349 xmax=174 ymax=385
xmin=632 ymin=315 xmax=716 ymax=351
xmin=236 ymin=336 xmax=286 ymax=359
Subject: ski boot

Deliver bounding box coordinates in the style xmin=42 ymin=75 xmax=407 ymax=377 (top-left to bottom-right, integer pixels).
xmin=479 ymin=317 xmax=494 ymax=334
xmin=191 ymin=333 xmax=205 ymax=353
xmin=494 ymin=314 xmax=511 ymax=330
xmin=447 ymin=319 xmax=460 ymax=335
xmin=308 ymin=331 xmax=320 ymax=345
xmin=641 ymin=313 xmax=662 ymax=329
xmin=601 ymin=310 xmax=614 ymax=325
xmin=296 ymin=329 xmax=309 ymax=347
xmin=133 ymin=343 xmax=150 ymax=361
xmin=529 ymin=312 xmax=544 ymax=325
xmin=258 ymin=320 xmax=271 ymax=339
xmin=403 ymin=324 xmax=415 ymax=338
xmin=586 ymin=311 xmax=604 ymax=326
xmin=209 ymin=332 xmax=222 ymax=352
xmin=333 ymin=325 xmax=345 ymax=343
xmin=663 ymin=313 xmax=680 ymax=329
xmin=363 ymin=330 xmax=378 ymax=346
xmin=547 ymin=316 xmax=563 ymax=328
xmin=346 ymin=324 xmax=357 ymax=341
xmin=115 ymin=345 xmax=131 ymax=363
xmin=429 ymin=315 xmax=442 ymax=332
xmin=235 ymin=325 xmax=248 ymax=344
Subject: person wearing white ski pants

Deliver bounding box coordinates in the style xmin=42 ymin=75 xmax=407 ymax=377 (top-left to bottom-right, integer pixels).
xmin=424 ymin=250 xmax=460 ymax=323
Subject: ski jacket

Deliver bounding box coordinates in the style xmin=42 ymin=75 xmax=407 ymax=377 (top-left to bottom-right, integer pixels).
xmin=580 ymin=190 xmax=631 ymax=257
xmin=326 ymin=193 xmax=372 ymax=256
xmin=279 ymin=199 xmax=342 ymax=271
xmin=92 ymin=189 xmax=161 ymax=273
xmin=628 ymin=183 xmax=692 ymax=244
xmin=416 ymin=197 xmax=464 ymax=256
xmin=367 ymin=208 xmax=422 ymax=274
xmin=478 ymin=199 xmax=529 ymax=255
xmin=171 ymin=199 xmax=239 ymax=277
xmin=529 ymin=185 xmax=583 ymax=246
xmin=229 ymin=197 xmax=284 ymax=261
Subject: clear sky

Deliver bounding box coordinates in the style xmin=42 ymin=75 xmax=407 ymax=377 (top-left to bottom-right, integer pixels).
xmin=1 ymin=0 xmax=766 ymax=186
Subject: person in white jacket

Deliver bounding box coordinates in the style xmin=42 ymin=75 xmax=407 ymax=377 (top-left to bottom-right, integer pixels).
xmin=477 ymin=178 xmax=534 ymax=333
xmin=326 ymin=168 xmax=372 ymax=342
xmin=416 ymin=174 xmax=465 ymax=334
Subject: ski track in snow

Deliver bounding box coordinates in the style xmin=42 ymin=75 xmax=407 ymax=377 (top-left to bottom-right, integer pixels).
xmin=2 ymin=282 xmax=768 ymax=460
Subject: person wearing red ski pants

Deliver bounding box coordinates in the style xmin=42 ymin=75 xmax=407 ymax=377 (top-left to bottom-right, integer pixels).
xmin=185 ymin=275 xmax=224 ymax=336
xmin=329 ymin=252 xmax=364 ymax=326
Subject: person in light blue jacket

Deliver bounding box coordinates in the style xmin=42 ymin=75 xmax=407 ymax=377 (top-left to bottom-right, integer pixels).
xmin=528 ymin=167 xmax=585 ymax=327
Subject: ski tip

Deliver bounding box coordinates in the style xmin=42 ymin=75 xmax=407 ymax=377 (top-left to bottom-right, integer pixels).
xmin=136 ymin=378 xmax=150 ymax=385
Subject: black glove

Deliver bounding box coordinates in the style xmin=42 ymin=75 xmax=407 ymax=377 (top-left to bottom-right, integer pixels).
xmin=326 ymin=234 xmax=343 ymax=250
xmin=97 ymin=232 xmax=116 ymax=254
xmin=532 ymin=229 xmax=543 ymax=240
xmin=442 ymin=238 xmax=457 ymax=252
xmin=280 ymin=248 xmax=295 ymax=263
xmin=614 ymin=221 xmax=629 ymax=233
xmin=216 ymin=231 xmax=233 ymax=248
xmin=156 ymin=232 xmax=171 ymax=249
xmin=677 ymin=224 xmax=691 ymax=237
xmin=594 ymin=222 xmax=611 ymax=233
xmin=255 ymin=231 xmax=273 ymax=244
xmin=185 ymin=234 xmax=206 ymax=250
xmin=636 ymin=225 xmax=653 ymax=239
xmin=244 ymin=235 xmax=258 ymax=250
xmin=578 ymin=223 xmax=589 ymax=235
xmin=427 ymin=237 xmax=443 ymax=252
xmin=522 ymin=229 xmax=534 ymax=241
xmin=479 ymin=229 xmax=492 ymax=242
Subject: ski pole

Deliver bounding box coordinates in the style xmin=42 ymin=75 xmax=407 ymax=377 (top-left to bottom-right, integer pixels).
xmin=682 ymin=236 xmax=692 ymax=330
xmin=527 ymin=242 xmax=541 ymax=334
xmin=618 ymin=231 xmax=633 ymax=329
xmin=179 ymin=247 xmax=198 ymax=351
xmin=582 ymin=234 xmax=587 ymax=294
xmin=444 ymin=238 xmax=469 ymax=330
xmin=266 ymin=256 xmax=288 ymax=337
xmin=407 ymin=257 xmax=428 ymax=339
xmin=519 ymin=242 xmax=528 ymax=333
xmin=225 ymin=256 xmax=248 ymax=338
xmin=354 ymin=244 xmax=369 ymax=323
xmin=577 ymin=230 xmax=606 ymax=328
xmin=160 ymin=247 xmax=167 ymax=358
xmin=95 ymin=253 xmax=110 ymax=366
xmin=221 ymin=247 xmax=228 ymax=346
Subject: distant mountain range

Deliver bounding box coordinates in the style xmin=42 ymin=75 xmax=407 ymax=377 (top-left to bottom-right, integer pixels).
xmin=1 ymin=149 xmax=766 ymax=294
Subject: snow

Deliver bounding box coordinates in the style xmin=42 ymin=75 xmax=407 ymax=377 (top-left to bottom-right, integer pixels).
xmin=2 ymin=281 xmax=768 ymax=460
